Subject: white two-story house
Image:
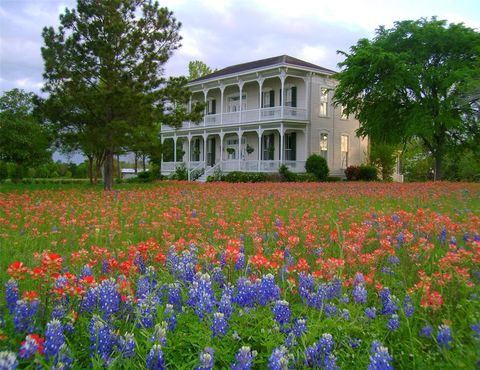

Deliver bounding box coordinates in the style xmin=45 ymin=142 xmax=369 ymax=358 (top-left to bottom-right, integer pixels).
xmin=160 ymin=55 xmax=369 ymax=180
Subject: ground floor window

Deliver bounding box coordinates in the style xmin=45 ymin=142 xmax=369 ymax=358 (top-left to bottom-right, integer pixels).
xmin=192 ymin=138 xmax=201 ymax=162
xmin=320 ymin=133 xmax=328 ymax=160
xmin=262 ymin=134 xmax=275 ymax=160
xmin=284 ymin=132 xmax=296 ymax=161
xmin=341 ymin=135 xmax=349 ymax=169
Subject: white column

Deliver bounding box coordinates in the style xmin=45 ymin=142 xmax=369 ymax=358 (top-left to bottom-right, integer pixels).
xmin=220 ymin=84 xmax=225 ymax=125
xmin=280 ymin=124 xmax=284 ymax=163
xmin=238 ymin=129 xmax=242 ymax=170
xmin=203 ymin=133 xmax=207 ymax=171
xmin=258 ymin=78 xmax=264 ymax=120
xmin=203 ymin=88 xmax=208 ymax=126
xmin=258 ymin=127 xmax=262 ymax=171
xmin=188 ymin=96 xmax=192 ymax=113
xmin=220 ymin=132 xmax=224 ymax=163
xmin=238 ymin=80 xmax=244 ymax=123
xmin=280 ymin=71 xmax=286 ymax=119
xmin=173 ymin=135 xmax=177 ymax=164
xmin=187 ymin=135 xmax=191 ymax=181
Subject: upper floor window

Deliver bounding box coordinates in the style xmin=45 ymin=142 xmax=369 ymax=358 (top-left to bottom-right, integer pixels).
xmin=341 ymin=105 xmax=348 ymax=120
xmin=207 ymin=99 xmax=216 ymax=115
xmin=341 ymin=135 xmax=349 ymax=169
xmin=320 ymin=133 xmax=328 ymax=160
xmin=262 ymin=90 xmax=275 ymax=108
xmin=319 ymin=88 xmax=328 ymax=116
xmin=227 ymin=94 xmax=247 ymax=112
xmin=284 ymin=86 xmax=297 ymax=107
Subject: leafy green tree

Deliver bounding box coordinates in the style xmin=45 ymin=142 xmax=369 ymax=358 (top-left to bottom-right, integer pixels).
xmin=41 ymin=0 xmax=183 ymax=190
xmin=305 ymin=154 xmax=329 ymax=181
xmin=369 ymin=141 xmax=398 ymax=181
xmin=188 ymin=60 xmax=215 ymax=80
xmin=334 ymin=18 xmax=480 ymax=180
xmin=0 ymin=89 xmax=52 ymax=169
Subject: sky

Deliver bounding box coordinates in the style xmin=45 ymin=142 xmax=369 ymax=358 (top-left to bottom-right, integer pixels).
xmin=0 ymin=0 xmax=479 ymax=96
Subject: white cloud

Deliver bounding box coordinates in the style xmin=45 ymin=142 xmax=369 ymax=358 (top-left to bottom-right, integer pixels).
xmin=299 ymin=45 xmax=328 ymax=65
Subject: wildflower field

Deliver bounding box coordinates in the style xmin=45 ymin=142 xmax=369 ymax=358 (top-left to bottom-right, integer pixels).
xmin=0 ymin=181 xmax=479 ymax=369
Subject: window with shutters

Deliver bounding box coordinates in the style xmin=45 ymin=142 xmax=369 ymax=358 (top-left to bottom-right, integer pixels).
xmin=284 ymin=133 xmax=296 ymax=160
xmin=319 ymin=88 xmax=328 ymax=116
xmin=262 ymin=134 xmax=275 ymax=160
xmin=341 ymin=135 xmax=349 ymax=169
xmin=227 ymin=94 xmax=247 ymax=112
xmin=320 ymin=133 xmax=328 ymax=160
xmin=285 ymin=86 xmax=297 ymax=107
xmin=262 ymin=90 xmax=275 ymax=108
xmin=207 ymin=99 xmax=216 ymax=115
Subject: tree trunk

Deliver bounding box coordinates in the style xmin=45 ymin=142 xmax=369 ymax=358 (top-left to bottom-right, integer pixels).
xmin=433 ymin=152 xmax=443 ymax=181
xmin=134 ymin=154 xmax=138 ymax=174
xmin=87 ymin=155 xmax=93 ymax=184
xmin=103 ymin=150 xmax=114 ymax=190
xmin=94 ymin=159 xmax=102 ymax=184
xmin=142 ymin=155 xmax=146 ymax=172
xmin=117 ymin=154 xmax=121 ymax=179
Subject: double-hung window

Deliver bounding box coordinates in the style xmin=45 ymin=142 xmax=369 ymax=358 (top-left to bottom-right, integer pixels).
xmin=341 ymin=135 xmax=349 ymax=169
xmin=319 ymin=88 xmax=328 ymax=116
xmin=320 ymin=133 xmax=328 ymax=160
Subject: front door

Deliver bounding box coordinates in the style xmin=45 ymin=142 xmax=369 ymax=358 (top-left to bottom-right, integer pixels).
xmin=207 ymin=137 xmax=216 ymax=166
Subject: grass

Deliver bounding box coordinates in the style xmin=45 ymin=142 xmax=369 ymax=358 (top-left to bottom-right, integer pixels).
xmin=0 ymin=181 xmax=479 ymax=369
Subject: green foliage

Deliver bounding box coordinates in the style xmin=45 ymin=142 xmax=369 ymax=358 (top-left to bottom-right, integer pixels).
xmin=326 ymin=176 xmax=342 ymax=182
xmin=173 ymin=164 xmax=188 ymax=181
xmin=358 ymin=164 xmax=378 ymax=181
xmin=188 ymin=60 xmax=215 ymax=81
xmin=334 ymin=17 xmax=480 ymax=180
xmin=222 ymin=172 xmax=268 ymax=183
xmin=0 ymin=89 xmax=52 ymax=167
xmin=370 ymin=142 xmax=398 ymax=181
xmin=0 ymin=161 xmax=8 ymax=181
xmin=278 ymin=164 xmax=296 ymax=182
xmin=305 ymin=154 xmax=329 ymax=181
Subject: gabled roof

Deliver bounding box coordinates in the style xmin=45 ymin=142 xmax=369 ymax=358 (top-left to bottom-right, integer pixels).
xmin=189 ymin=55 xmax=336 ymax=84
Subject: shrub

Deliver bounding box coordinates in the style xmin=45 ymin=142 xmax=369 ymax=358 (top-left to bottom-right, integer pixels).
xmin=174 ymin=164 xmax=188 ymax=181
xmin=326 ymin=176 xmax=342 ymax=182
xmin=295 ymin=173 xmax=318 ymax=182
xmin=279 ymin=164 xmax=297 ymax=182
xmin=305 ymin=154 xmax=329 ymax=181
xmin=222 ymin=172 xmax=268 ymax=183
xmin=358 ymin=165 xmax=378 ymax=181
xmin=345 ymin=165 xmax=360 ymax=181
xmin=0 ymin=161 xmax=8 ymax=181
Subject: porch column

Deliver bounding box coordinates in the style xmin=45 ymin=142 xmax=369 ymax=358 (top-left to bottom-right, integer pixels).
xmin=220 ymin=84 xmax=225 ymax=125
xmin=188 ymin=96 xmax=192 ymax=113
xmin=220 ymin=131 xmax=224 ymax=163
xmin=238 ymin=129 xmax=242 ymax=171
xmin=203 ymin=88 xmax=208 ymax=126
xmin=173 ymin=135 xmax=177 ymax=164
xmin=257 ymin=77 xmax=264 ymax=120
xmin=258 ymin=127 xmax=262 ymax=171
xmin=187 ymin=135 xmax=191 ymax=181
xmin=160 ymin=136 xmax=165 ymax=173
xmin=203 ymin=133 xmax=207 ymax=172
xmin=280 ymin=70 xmax=286 ymax=119
xmin=238 ymin=80 xmax=244 ymax=123
xmin=280 ymin=124 xmax=284 ymax=164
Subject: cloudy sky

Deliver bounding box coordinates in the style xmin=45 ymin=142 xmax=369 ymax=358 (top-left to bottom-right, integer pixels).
xmin=1 ymin=0 xmax=479 ymax=95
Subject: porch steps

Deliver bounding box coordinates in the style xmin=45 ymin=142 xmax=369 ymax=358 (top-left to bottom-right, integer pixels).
xmin=196 ymin=173 xmax=207 ymax=183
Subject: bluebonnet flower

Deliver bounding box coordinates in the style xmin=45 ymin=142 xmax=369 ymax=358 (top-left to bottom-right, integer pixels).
xmin=80 ymin=265 xmax=93 ymax=278
xmin=439 ymin=227 xmax=447 ymax=244
xmin=293 ymin=318 xmax=307 ymax=337
xmin=304 ymin=333 xmax=338 ymax=369
xmin=284 ymin=332 xmax=296 ymax=348
xmin=379 ymin=288 xmax=398 ymax=315
xmin=137 ymin=272 xmax=157 ymax=300
xmin=44 ymin=319 xmax=65 ymax=360
xmin=437 ymin=325 xmax=452 ymax=349
xmin=212 ymin=312 xmax=228 ymax=338
xmin=326 ymin=278 xmax=342 ymax=300
xmin=349 ymin=338 xmax=361 ymax=349
xmin=324 ymin=303 xmax=338 ymax=318
xmin=403 ymin=295 xmax=414 ymax=318
xmin=51 ymin=344 xmax=73 ymax=370
xmin=98 ymin=279 xmax=120 ymax=318
xmin=257 ymin=274 xmax=280 ymax=306
xmin=234 ymin=277 xmax=256 ymax=308
xmin=101 ymin=260 xmax=110 ymax=274
xmin=167 ymin=283 xmax=182 ymax=309
xmin=352 ymin=284 xmax=367 ymax=304
xmin=118 ymin=333 xmax=135 ymax=358
xmin=196 ymin=347 xmax=215 ymax=370
xmin=387 ymin=314 xmax=400 ymax=332
xmin=235 ymin=253 xmax=245 ymax=271
xmin=187 ymin=273 xmax=216 ymax=319
xmin=18 ymin=334 xmax=41 ymax=359
xmin=298 ymin=273 xmax=315 ymax=304
xmin=420 ymin=325 xmax=433 ymax=338
xmin=137 ymin=296 xmax=158 ymax=329
xmin=0 ymin=351 xmax=18 ymax=370
xmin=268 ymin=346 xmax=291 ymax=370
xmin=339 ymin=294 xmax=349 ymax=304
xmin=381 ymin=267 xmax=394 ymax=275
xmin=341 ymin=309 xmax=350 ymax=321
xmin=133 ymin=253 xmax=146 ymax=274
xmin=51 ymin=304 xmax=67 ymax=320
xmin=391 ymin=214 xmax=401 ymax=222
xmin=218 ymin=290 xmax=233 ymax=320
xmin=80 ymin=286 xmax=98 ymax=313
xmin=211 ymin=267 xmax=225 ymax=288
xmin=150 ymin=322 xmax=168 ymax=346
xmin=13 ymin=298 xmax=39 ymax=333
xmin=368 ymin=341 xmax=393 ymax=370
xmin=5 ymin=279 xmax=19 ymax=313
xmin=396 ymin=232 xmax=405 ymax=247
xmin=365 ymin=307 xmax=377 ymax=320
xmin=387 ymin=255 xmax=400 ymax=265
xmin=163 ymin=304 xmax=177 ymax=331
xmin=88 ymin=315 xmax=116 ymax=362
xmin=272 ymin=300 xmax=291 ymax=326
xmin=231 ymin=346 xmax=257 ymax=370
xmin=354 ymin=273 xmax=365 ymax=285
xmin=472 ymin=323 xmax=480 ymax=341
xmin=146 ymin=344 xmax=166 ymax=370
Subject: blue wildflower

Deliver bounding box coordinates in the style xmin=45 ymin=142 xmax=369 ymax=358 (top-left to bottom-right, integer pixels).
xmin=136 ymin=296 xmax=158 ymax=329
xmin=403 ymin=295 xmax=414 ymax=318
xmin=272 ymin=300 xmax=291 ymax=326
xmin=387 ymin=314 xmax=400 ymax=332
xmin=44 ymin=319 xmax=65 ymax=360
xmin=472 ymin=323 xmax=480 ymax=341
xmin=98 ymin=279 xmax=120 ymax=318
xmin=163 ymin=304 xmax=177 ymax=331
xmin=5 ymin=279 xmax=19 ymax=314
xmin=437 ymin=325 xmax=452 ymax=349
xmin=79 ymin=265 xmax=93 ymax=278
xmin=234 ymin=277 xmax=256 ymax=308
xmin=18 ymin=334 xmax=40 ymax=359
xmin=304 ymin=333 xmax=337 ymax=369
xmin=268 ymin=346 xmax=291 ymax=370
xmin=368 ymin=341 xmax=393 ymax=370
xmin=80 ymin=286 xmax=98 ymax=313
xmin=196 ymin=347 xmax=215 ymax=370
xmin=146 ymin=344 xmax=166 ymax=370
xmin=150 ymin=322 xmax=167 ymax=346
xmin=387 ymin=255 xmax=400 ymax=265
xmin=420 ymin=325 xmax=433 ymax=338
xmin=293 ymin=318 xmax=307 ymax=337
xmin=167 ymin=283 xmax=182 ymax=309
xmin=118 ymin=333 xmax=135 ymax=358
xmin=235 ymin=253 xmax=245 ymax=271
xmin=257 ymin=274 xmax=280 ymax=306
xmin=365 ymin=307 xmax=377 ymax=320
xmin=339 ymin=294 xmax=349 ymax=304
xmin=379 ymin=288 xmax=398 ymax=315
xmin=52 ymin=344 xmax=74 ymax=369
xmin=341 ymin=309 xmax=350 ymax=321
xmin=133 ymin=253 xmax=146 ymax=274
xmin=349 ymin=338 xmax=361 ymax=349
xmin=88 ymin=315 xmax=116 ymax=362
xmin=352 ymin=284 xmax=367 ymax=304
xmin=218 ymin=290 xmax=233 ymax=320
xmin=231 ymin=346 xmax=257 ymax=370
xmin=187 ymin=273 xmax=216 ymax=319
xmin=0 ymin=351 xmax=18 ymax=370
xmin=212 ymin=312 xmax=228 ymax=338
xmin=13 ymin=299 xmax=39 ymax=333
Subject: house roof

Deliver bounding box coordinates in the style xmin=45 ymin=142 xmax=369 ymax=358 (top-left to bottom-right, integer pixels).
xmin=189 ymin=55 xmax=336 ymax=84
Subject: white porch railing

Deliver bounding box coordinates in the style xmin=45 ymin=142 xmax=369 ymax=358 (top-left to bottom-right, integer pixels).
xmin=162 ymin=107 xmax=308 ymax=132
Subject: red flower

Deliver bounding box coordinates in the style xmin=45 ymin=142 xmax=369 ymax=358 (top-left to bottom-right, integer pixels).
xmin=7 ymin=261 xmax=28 ymax=279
